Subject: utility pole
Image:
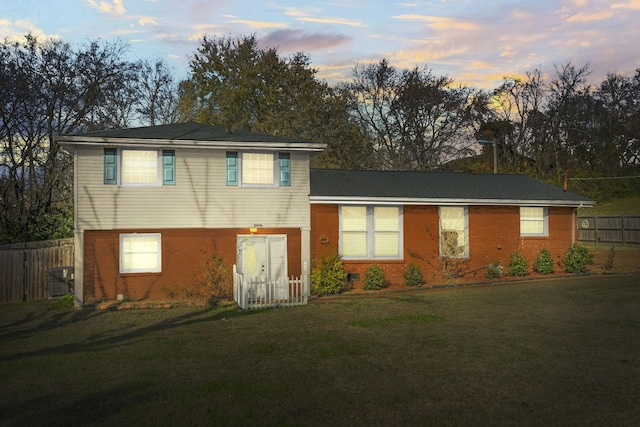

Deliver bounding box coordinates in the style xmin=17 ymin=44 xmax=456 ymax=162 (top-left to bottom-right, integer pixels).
xmin=477 ymin=140 xmax=498 ymax=174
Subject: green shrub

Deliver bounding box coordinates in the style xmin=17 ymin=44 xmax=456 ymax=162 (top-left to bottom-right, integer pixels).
xmin=311 ymin=255 xmax=347 ymax=296
xmin=49 ymin=293 xmax=74 ymax=310
xmin=403 ymin=264 xmax=424 ymax=287
xmin=485 ymin=261 xmax=504 ymax=279
xmin=363 ymin=264 xmax=386 ymax=290
xmin=533 ymin=248 xmax=554 ymax=274
xmin=508 ymin=251 xmax=530 ymax=276
xmin=564 ymin=243 xmax=594 ymax=273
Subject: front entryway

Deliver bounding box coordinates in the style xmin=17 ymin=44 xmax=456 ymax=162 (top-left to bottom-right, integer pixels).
xmin=236 ymin=234 xmax=288 ymax=299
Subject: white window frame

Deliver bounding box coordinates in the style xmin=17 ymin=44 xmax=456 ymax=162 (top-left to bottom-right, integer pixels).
xmin=120 ymin=149 xmax=162 ymax=187
xmin=439 ymin=206 xmax=469 ymax=258
xmin=239 ymin=151 xmax=277 ymax=187
xmin=520 ymin=207 xmax=548 ymax=237
xmin=339 ymin=205 xmax=403 ymax=260
xmin=119 ymin=233 xmax=162 ymax=274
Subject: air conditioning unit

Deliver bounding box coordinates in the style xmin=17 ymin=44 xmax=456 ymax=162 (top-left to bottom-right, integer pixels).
xmin=48 ymin=267 xmax=74 ymax=297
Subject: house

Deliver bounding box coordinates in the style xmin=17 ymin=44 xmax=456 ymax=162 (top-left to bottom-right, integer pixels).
xmin=57 ymin=122 xmax=325 ymax=304
xmin=309 ymin=169 xmax=594 ymax=287
xmin=57 ymin=122 xmax=595 ymax=305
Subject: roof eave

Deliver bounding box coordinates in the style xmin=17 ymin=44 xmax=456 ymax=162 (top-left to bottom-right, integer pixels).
xmin=55 ymin=136 xmax=327 ymax=151
xmin=309 ymin=196 xmax=595 ymax=208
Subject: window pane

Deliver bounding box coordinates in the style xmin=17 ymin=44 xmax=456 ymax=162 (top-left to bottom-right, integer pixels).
xmin=374 ymin=207 xmax=399 ymax=231
xmin=242 ymin=153 xmax=274 ymax=184
xmin=521 ymin=207 xmax=543 ymax=220
xmin=440 ymin=206 xmax=464 ymax=231
xmin=122 ymin=252 xmax=158 ymax=271
xmin=342 ymin=206 xmax=367 ymax=231
xmin=122 ymin=150 xmax=158 ymax=184
xmin=342 ymin=232 xmax=367 ymax=257
xmin=374 ymin=232 xmax=399 ymax=257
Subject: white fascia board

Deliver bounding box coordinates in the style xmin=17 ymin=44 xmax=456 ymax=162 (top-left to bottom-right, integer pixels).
xmin=55 ymin=136 xmax=327 ymax=152
xmin=309 ymin=196 xmax=595 ymax=208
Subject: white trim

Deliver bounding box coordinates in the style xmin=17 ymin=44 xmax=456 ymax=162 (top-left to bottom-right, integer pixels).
xmin=310 ymin=196 xmax=594 ymax=208
xmin=56 ymin=136 xmax=326 ymax=151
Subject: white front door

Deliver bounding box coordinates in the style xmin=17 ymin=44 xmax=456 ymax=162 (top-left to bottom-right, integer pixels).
xmin=237 ymin=235 xmax=288 ymax=299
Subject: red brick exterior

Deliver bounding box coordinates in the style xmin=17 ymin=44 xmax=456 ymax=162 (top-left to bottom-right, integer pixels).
xmin=83 ymin=205 xmax=577 ymax=300
xmin=311 ymin=204 xmax=577 ymax=289
xmin=83 ymin=228 xmax=301 ymax=301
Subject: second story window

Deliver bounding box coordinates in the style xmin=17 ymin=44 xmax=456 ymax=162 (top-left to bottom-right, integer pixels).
xmin=242 ymin=152 xmax=274 ymax=185
xmin=104 ymin=148 xmax=175 ymax=186
xmin=122 ymin=150 xmax=158 ymax=184
xmin=226 ymin=151 xmax=290 ymax=187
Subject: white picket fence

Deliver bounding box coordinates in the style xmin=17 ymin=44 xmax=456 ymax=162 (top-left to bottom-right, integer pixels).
xmin=233 ymin=265 xmax=310 ymax=310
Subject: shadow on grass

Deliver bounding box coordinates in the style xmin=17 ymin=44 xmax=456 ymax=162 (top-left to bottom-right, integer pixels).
xmin=3 ymin=383 xmax=151 ymax=427
xmin=0 ymin=303 xmax=265 ymax=363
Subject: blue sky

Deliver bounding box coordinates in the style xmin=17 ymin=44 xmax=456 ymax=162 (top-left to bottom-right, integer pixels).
xmin=2 ymin=0 xmax=639 ymax=88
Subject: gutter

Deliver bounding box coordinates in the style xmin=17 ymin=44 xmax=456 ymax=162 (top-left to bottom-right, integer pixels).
xmin=55 ymin=136 xmax=327 ymax=152
xmin=309 ymin=196 xmax=595 ymax=208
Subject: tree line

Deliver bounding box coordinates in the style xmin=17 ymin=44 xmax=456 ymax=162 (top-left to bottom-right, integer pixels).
xmin=1 ymin=34 xmax=638 ymax=243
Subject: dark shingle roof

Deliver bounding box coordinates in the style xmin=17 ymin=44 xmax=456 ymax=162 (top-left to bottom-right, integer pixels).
xmin=57 ymin=122 xmax=325 ymax=151
xmin=310 ymin=169 xmax=594 ymax=207
xmin=70 ymin=122 xmax=301 ymax=142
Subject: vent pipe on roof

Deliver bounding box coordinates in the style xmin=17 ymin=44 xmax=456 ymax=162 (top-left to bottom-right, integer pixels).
xmin=226 ymin=123 xmax=233 ymax=134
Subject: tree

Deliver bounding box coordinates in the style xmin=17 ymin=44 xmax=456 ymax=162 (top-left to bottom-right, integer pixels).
xmin=544 ymin=62 xmax=593 ymax=178
xmin=179 ymin=34 xmax=372 ymax=168
xmin=591 ymin=70 xmax=640 ymax=172
xmin=491 ymin=62 xmax=597 ymax=180
xmin=0 ymin=34 xmax=134 ymax=243
xmin=135 ymin=59 xmax=179 ymax=126
xmin=340 ymin=59 xmax=488 ymax=170
xmin=491 ymin=69 xmax=546 ymax=173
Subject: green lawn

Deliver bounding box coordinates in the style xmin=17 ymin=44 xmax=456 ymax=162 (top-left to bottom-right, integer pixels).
xmin=2 ymin=275 xmax=640 ymax=426
xmin=578 ymin=195 xmax=640 ymax=216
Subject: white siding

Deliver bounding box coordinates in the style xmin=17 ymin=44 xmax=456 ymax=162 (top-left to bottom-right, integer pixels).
xmin=75 ymin=146 xmax=311 ymax=230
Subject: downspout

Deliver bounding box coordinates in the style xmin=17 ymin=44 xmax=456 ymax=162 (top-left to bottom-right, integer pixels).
xmin=572 ymin=207 xmax=577 ymax=244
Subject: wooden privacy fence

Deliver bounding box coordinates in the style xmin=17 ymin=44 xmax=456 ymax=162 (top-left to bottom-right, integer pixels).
xmin=233 ymin=265 xmax=309 ymax=310
xmin=578 ymin=215 xmax=640 ymax=246
xmin=0 ymin=239 xmax=74 ymax=303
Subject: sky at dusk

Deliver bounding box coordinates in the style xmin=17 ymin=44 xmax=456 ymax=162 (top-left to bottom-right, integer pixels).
xmin=2 ymin=0 xmax=639 ymax=89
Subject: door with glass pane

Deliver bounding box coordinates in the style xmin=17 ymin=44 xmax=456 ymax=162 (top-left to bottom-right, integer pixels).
xmin=236 ymin=235 xmax=288 ymax=299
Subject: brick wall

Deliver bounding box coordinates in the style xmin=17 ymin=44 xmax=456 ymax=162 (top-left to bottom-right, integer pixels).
xmin=84 ymin=227 xmax=301 ymax=301
xmin=310 ymin=204 xmax=577 ymax=289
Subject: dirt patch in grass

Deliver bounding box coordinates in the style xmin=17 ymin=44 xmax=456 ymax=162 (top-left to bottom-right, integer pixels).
xmin=587 ymin=245 xmax=640 ymax=274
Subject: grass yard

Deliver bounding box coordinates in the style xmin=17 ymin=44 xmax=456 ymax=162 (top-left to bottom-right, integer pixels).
xmin=1 ymin=275 xmax=640 ymax=426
